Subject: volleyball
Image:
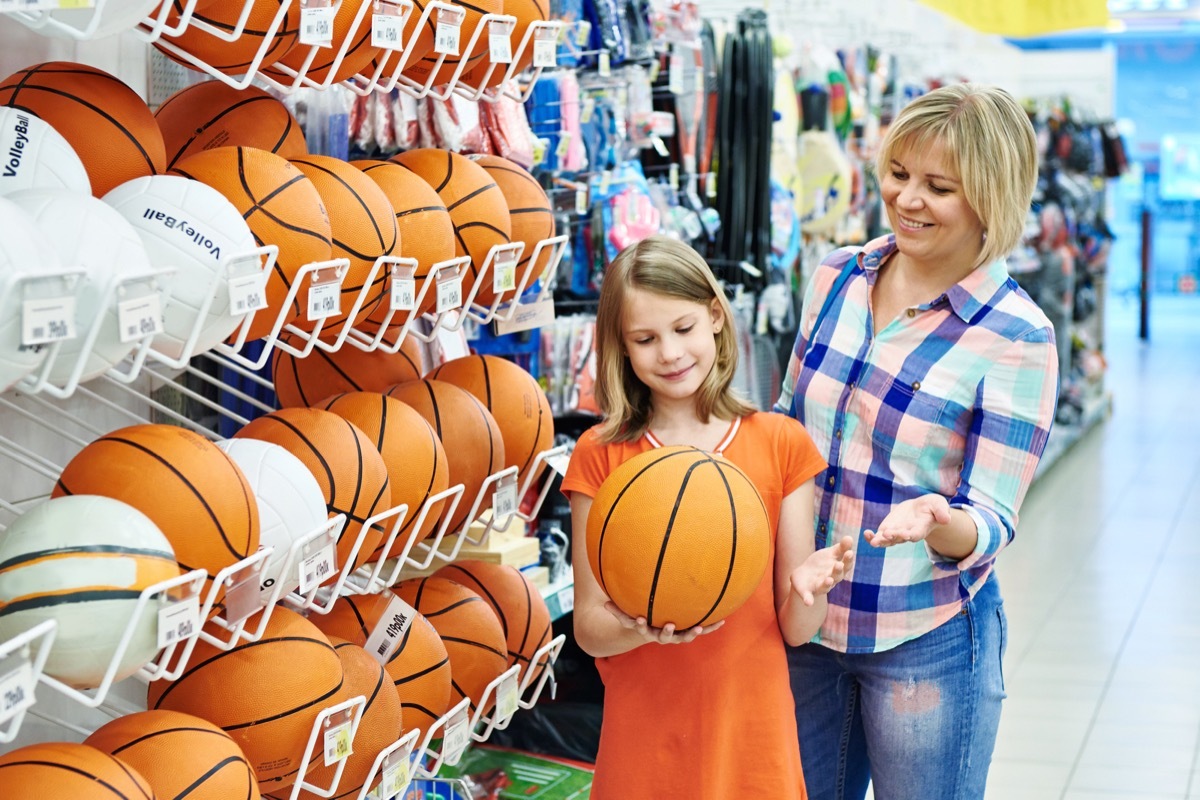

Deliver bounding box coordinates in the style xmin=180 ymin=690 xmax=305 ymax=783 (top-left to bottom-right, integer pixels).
xmin=0 ymin=107 xmax=90 ymax=196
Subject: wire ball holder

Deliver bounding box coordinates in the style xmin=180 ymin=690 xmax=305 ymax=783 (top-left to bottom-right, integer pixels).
xmin=0 ymin=620 xmax=57 ymax=744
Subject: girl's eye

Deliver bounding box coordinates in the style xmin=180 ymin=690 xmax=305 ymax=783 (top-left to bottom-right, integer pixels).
xmin=633 ymin=337 xmax=652 ymax=345
xmin=677 ymin=325 xmax=694 ymax=335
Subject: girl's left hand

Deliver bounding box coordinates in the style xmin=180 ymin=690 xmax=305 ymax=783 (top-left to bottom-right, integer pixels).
xmin=864 ymin=494 xmax=952 ymax=547
xmin=789 ymin=535 xmax=855 ymax=606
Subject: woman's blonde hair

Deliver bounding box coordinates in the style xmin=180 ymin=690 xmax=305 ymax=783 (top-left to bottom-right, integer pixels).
xmin=593 ymin=236 xmax=753 ymax=443
xmin=876 ymin=83 xmax=1038 ymax=268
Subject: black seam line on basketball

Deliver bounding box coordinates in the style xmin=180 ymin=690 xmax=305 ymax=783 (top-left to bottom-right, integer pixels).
xmin=646 ymin=460 xmax=708 ymax=625
xmin=420 ymin=381 xmax=442 ymax=436
xmin=393 ymin=205 xmax=448 ymax=220
xmin=222 ymin=675 xmax=345 ymax=732
xmin=254 ymin=415 xmax=338 ymax=512
xmin=187 ymin=7 xmax=284 ymax=36
xmin=519 ymin=404 xmax=546 ymax=480
xmin=292 ymin=158 xmax=391 ymax=250
xmin=0 ymin=589 xmax=149 ymax=618
xmin=692 ymin=459 xmax=738 ymax=629
xmin=173 ymin=756 xmax=247 ymax=800
xmin=0 ymin=760 xmax=138 ymax=797
xmin=166 ymin=95 xmax=276 ymax=169
xmin=334 ymin=642 xmax=388 ymax=709
xmin=420 ymin=595 xmax=483 ymax=617
xmin=509 ymin=206 xmax=553 ymax=215
xmin=483 ymin=163 xmax=539 ymax=186
xmin=596 ymin=449 xmax=699 ymax=597
xmin=399 ymin=422 xmax=440 ymax=536
xmin=434 ymin=151 xmax=453 ymax=193
xmin=442 ymin=566 xmax=509 ymax=634
xmin=517 ymin=575 xmax=533 ymax=654
xmin=445 ymin=182 xmax=500 ymax=212
xmin=2 ymin=88 xmax=158 ymax=171
xmin=102 ymin=435 xmax=243 ymax=559
xmin=346 ymin=594 xmax=372 ymax=639
xmin=456 ymin=220 xmax=511 ymax=239
xmin=110 ymin=752 xmax=154 ymax=800
xmin=393 ymin=610 xmax=416 ymax=653
xmin=0 ymin=545 xmax=174 ymax=573
xmin=343 ymin=417 xmax=368 ymax=530
xmin=403 ymin=702 xmax=438 ymax=720
xmin=108 ymin=725 xmax=235 ymax=755
xmin=152 ymin=636 xmax=336 ymax=706
xmin=471 ymin=394 xmax=498 ymax=488
xmin=480 ymin=356 xmax=495 ymax=409
xmin=440 ymin=636 xmax=505 ymax=660
xmin=391 ymin=655 xmax=449 ymax=685
xmin=314 ymin=348 xmax=365 ymax=398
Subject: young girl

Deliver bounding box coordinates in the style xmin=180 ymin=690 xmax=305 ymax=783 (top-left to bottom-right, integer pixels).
xmin=560 ymin=236 xmax=855 ymax=799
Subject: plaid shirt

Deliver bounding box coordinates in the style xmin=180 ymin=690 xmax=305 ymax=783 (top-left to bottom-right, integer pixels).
xmin=776 ymin=235 xmax=1059 ymax=653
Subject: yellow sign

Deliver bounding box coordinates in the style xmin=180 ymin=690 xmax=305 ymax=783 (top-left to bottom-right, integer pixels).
xmin=917 ymin=0 xmax=1109 ymax=37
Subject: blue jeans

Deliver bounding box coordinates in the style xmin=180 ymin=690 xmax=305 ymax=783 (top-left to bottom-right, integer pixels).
xmin=787 ymin=574 xmax=1007 ymax=800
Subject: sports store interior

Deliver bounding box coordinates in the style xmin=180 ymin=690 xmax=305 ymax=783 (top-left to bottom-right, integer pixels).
xmin=0 ymin=0 xmax=1197 ymax=797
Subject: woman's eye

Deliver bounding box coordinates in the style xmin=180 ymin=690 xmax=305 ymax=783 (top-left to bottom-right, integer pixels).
xmin=929 ymin=184 xmax=950 ymax=195
xmin=891 ymin=170 xmax=907 ymax=180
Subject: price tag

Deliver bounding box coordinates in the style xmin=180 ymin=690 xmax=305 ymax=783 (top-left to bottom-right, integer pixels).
xmin=307 ymin=276 xmax=342 ymax=322
xmin=545 ymin=451 xmax=570 ymax=478
xmin=118 ymin=293 xmax=164 ymax=343
xmin=695 ymin=66 xmax=705 ymax=94
xmin=705 ymin=172 xmax=717 ymax=200
xmin=488 ymin=19 xmax=513 ymax=64
xmin=363 ymin=593 xmax=418 ymax=665
xmin=228 ymin=272 xmax=268 ymax=316
xmin=496 ymin=669 xmax=519 ymax=721
xmin=599 ymin=170 xmax=612 ymax=195
xmin=532 ymin=34 xmax=557 ymax=69
xmin=492 ymin=249 xmax=517 ymax=295
xmin=223 ymin=559 xmax=265 ymax=625
xmin=441 ymin=708 xmax=471 ymax=765
xmin=0 ymin=656 xmax=34 ymax=725
xmin=300 ymin=0 xmax=334 ymax=47
xmin=157 ymin=595 xmax=200 ymax=650
xmin=647 ymin=58 xmax=660 ymax=83
xmin=435 ymin=270 xmax=462 ymax=314
xmin=574 ymin=187 xmax=588 ymax=216
xmin=555 ymin=131 xmax=570 ymax=161
xmin=21 ymin=296 xmax=76 ymax=347
xmin=55 ymin=0 xmax=93 ymax=7
xmin=668 ymin=52 xmax=683 ymax=94
xmin=556 ymin=585 xmax=574 ymax=614
xmin=573 ymin=19 xmax=590 ymax=46
xmin=434 ymin=6 xmax=463 ymax=55
xmin=580 ymin=95 xmax=595 ymax=125
xmin=492 ymin=472 xmax=518 ymax=522
xmin=379 ymin=746 xmax=413 ymax=799
xmin=371 ymin=0 xmax=408 ymax=50
xmin=299 ymin=542 xmax=337 ymax=594
xmin=323 ymin=720 xmax=354 ymax=767
xmin=669 ymin=163 xmax=679 ymax=192
xmin=598 ymin=50 xmax=610 ymax=78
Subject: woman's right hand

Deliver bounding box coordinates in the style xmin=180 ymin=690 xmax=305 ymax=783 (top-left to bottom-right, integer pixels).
xmin=604 ymin=601 xmax=725 ymax=645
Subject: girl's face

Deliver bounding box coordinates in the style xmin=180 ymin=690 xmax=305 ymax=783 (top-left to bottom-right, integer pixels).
xmin=621 ymin=287 xmax=723 ymax=408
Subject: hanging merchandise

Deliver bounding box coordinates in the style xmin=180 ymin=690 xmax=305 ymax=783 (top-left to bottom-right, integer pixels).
xmin=795 ymin=82 xmax=853 ymax=238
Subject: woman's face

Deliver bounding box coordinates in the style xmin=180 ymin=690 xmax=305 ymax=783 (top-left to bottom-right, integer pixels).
xmin=880 ymin=139 xmax=986 ymax=275
xmin=621 ymin=287 xmax=722 ymax=407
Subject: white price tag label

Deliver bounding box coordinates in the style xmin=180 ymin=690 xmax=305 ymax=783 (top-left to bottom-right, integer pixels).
xmin=300 ymin=1 xmax=335 ymax=47
xmin=532 ymin=35 xmax=557 ymax=68
xmin=598 ymin=50 xmax=611 ymax=77
xmin=555 ymin=131 xmax=571 ymax=161
xmin=21 ymin=296 xmax=76 ymax=346
xmin=545 ymin=451 xmax=570 ymax=478
xmin=496 ymin=669 xmax=519 ymax=721
xmin=574 ymin=187 xmax=588 ymax=216
xmin=441 ymin=710 xmax=471 ymax=765
xmin=379 ymin=749 xmax=413 ymax=799
xmin=668 ymin=52 xmax=684 ymax=94
xmin=390 ymin=273 xmax=416 ymax=312
xmin=324 ymin=720 xmax=354 ymax=767
xmin=307 ymin=280 xmax=341 ymax=322
xmin=580 ymin=95 xmax=595 ymax=125
xmin=0 ymin=657 xmax=34 ymax=725
xmin=434 ymin=9 xmax=462 ymax=56
xmin=435 ymin=272 xmax=462 ymax=314
xmin=299 ymin=542 xmax=337 ymax=593
xmin=157 ymin=595 xmax=200 ymax=650
xmin=573 ymin=19 xmax=590 ymax=46
xmin=668 ymin=163 xmax=679 ymax=192
xmin=363 ymin=593 xmax=418 ymax=665
xmin=492 ymin=474 xmax=518 ymax=521
xmin=492 ymin=251 xmax=517 ymax=295
xmin=371 ymin=0 xmax=408 ymax=50
xmin=228 ymin=272 xmax=268 ymax=316
xmin=118 ymin=293 xmax=164 ymax=343
xmin=556 ymin=585 xmax=574 ymax=614
xmin=695 ymin=66 xmax=705 ymax=94
xmin=488 ymin=20 xmax=513 ymax=64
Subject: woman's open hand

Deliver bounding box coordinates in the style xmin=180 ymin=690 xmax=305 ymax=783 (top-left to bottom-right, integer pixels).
xmin=864 ymin=494 xmax=952 ymax=548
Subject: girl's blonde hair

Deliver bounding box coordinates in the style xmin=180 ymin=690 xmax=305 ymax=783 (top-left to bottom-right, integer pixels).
xmin=876 ymin=83 xmax=1038 ymax=268
xmin=593 ymin=236 xmax=753 ymax=443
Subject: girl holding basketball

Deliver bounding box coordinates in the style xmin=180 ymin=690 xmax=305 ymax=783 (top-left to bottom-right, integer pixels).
xmin=560 ymin=235 xmax=854 ymax=799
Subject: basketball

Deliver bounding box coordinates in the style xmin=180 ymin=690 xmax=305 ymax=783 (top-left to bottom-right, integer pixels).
xmin=352 ymin=160 xmax=455 ymax=318
xmin=308 ymin=591 xmax=451 ymax=740
xmin=264 ymin=0 xmax=380 ymax=85
xmin=0 ymin=61 xmax=164 ymax=197
xmin=427 ymin=354 xmax=553 ymax=486
xmin=156 ymin=81 xmax=308 ymax=170
xmin=271 ymin=329 xmax=423 ymax=408
xmin=401 ymin=0 xmax=504 ymax=86
xmin=395 ymin=576 xmax=508 ymax=715
xmin=433 ymin=560 xmax=551 ymax=682
xmin=0 ymin=742 xmax=154 ymax=799
xmin=11 ymin=187 xmax=156 ymax=385
xmin=147 ymin=606 xmax=344 ymax=794
xmin=463 ymin=0 xmax=550 ymax=89
xmin=316 ymin=391 xmax=449 ymax=555
xmin=385 ymin=379 xmax=504 ymax=534
xmin=290 ymin=154 xmax=398 ymax=338
xmin=0 ymin=495 xmax=178 ymax=689
xmin=171 ymin=146 xmax=332 ymax=341
xmin=389 ymin=148 xmax=512 ymax=307
xmin=53 ymin=423 xmax=260 ymax=607
xmin=85 ymin=709 xmax=259 ymax=800
xmin=284 ymin=639 xmax=404 ymax=800
xmin=586 ymin=446 xmax=771 ymax=630
xmin=469 ymin=154 xmax=555 ymax=302
xmin=215 ymin=437 xmax=328 ymax=601
xmin=0 ymin=196 xmax=61 ymax=392
xmin=233 ymin=407 xmax=391 ymax=578
xmin=0 ymin=107 xmax=90 ymax=195
xmin=103 ymin=174 xmax=260 ymax=361
xmin=154 ymin=0 xmax=301 ymax=76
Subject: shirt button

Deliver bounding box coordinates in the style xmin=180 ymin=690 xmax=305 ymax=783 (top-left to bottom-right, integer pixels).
xmin=835 ymin=429 xmax=843 ymax=439
xmin=911 ymin=380 xmax=921 ymax=391
xmin=906 ymin=308 xmax=916 ymax=318
xmin=827 ymin=475 xmax=835 ymax=487
xmin=819 ymin=523 xmax=828 ymax=534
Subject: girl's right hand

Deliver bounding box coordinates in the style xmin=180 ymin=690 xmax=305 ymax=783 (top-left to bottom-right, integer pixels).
xmin=604 ymin=601 xmax=725 ymax=645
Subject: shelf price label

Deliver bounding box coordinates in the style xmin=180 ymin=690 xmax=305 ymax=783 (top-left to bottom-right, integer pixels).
xmin=390 ymin=263 xmax=416 ymax=312
xmin=0 ymin=654 xmax=35 ymax=726
xmin=363 ymin=593 xmax=418 ymax=666
xmin=157 ymin=595 xmax=201 ymax=650
xmin=492 ymin=472 xmax=519 ymax=522
xmin=532 ymin=31 xmax=557 ymax=69
xmin=598 ymin=50 xmax=611 ymax=78
xmin=22 ymin=296 xmax=76 ymax=347
xmin=488 ymin=18 xmax=514 ymax=64
xmin=441 ymin=707 xmax=471 ymax=765
xmin=300 ymin=0 xmax=334 ymax=47
xmin=492 ymin=248 xmax=517 ymax=295
xmin=435 ymin=269 xmax=462 ymax=314
xmin=378 ymin=744 xmax=414 ymax=799
xmin=306 ymin=268 xmax=343 ymax=322
xmin=556 ymin=585 xmax=574 ymax=614
xmin=371 ymin=0 xmax=410 ymax=50
xmin=228 ymin=272 xmax=268 ymax=316
xmin=224 ymin=558 xmax=266 ymax=625
xmin=434 ymin=5 xmax=464 ymax=55
xmin=545 ymin=451 xmax=570 ymax=478
xmin=496 ymin=669 xmax=519 ymax=722
xmin=118 ymin=293 xmax=164 ymax=343
xmin=299 ymin=541 xmax=337 ymax=594
xmin=323 ymin=719 xmax=354 ymax=767
xmin=668 ymin=52 xmax=684 ymax=95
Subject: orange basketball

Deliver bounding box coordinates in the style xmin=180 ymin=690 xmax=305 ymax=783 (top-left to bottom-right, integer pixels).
xmin=385 ymin=379 xmax=504 ymax=534
xmin=402 ymin=0 xmax=504 ymax=86
xmin=147 ymin=607 xmax=344 ymax=794
xmin=317 ymin=392 xmax=449 ymax=554
xmin=309 ymin=591 xmax=451 ymax=740
xmin=389 ymin=148 xmax=511 ymax=307
xmin=156 ymin=81 xmax=307 ymax=170
xmin=172 ymin=146 xmax=332 ymax=342
xmin=155 ymin=0 xmax=301 ymax=76
xmin=264 ymin=0 xmax=380 ymax=84
xmin=352 ymin=160 xmax=455 ymax=318
xmin=586 ymin=446 xmax=771 ymax=630
xmin=428 ymin=354 xmax=553 ymax=486
xmin=0 ymin=61 xmax=165 ymax=197
xmin=291 ymin=154 xmax=398 ymax=338
xmin=0 ymin=742 xmax=154 ymax=799
xmin=469 ymin=154 xmax=555 ymax=302
xmin=234 ymin=408 xmax=391 ymax=578
xmin=463 ymin=0 xmax=549 ymax=88
xmin=395 ymin=576 xmax=507 ymax=715
xmin=85 ymin=710 xmax=260 ymax=800
xmin=271 ymin=330 xmax=423 ymax=408
xmin=434 ymin=560 xmax=551 ymax=682
xmin=52 ymin=423 xmax=260 ymax=606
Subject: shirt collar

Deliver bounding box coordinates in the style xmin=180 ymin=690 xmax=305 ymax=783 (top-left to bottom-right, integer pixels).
xmin=857 ymin=234 xmax=1011 ymax=323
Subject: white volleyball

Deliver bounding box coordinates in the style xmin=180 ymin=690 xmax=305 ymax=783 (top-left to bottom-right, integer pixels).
xmin=0 ymin=196 xmax=64 ymax=391
xmin=0 ymin=107 xmax=90 ymax=196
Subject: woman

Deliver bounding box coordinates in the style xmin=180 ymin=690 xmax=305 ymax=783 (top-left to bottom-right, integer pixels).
xmin=776 ymin=83 xmax=1060 ymax=799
